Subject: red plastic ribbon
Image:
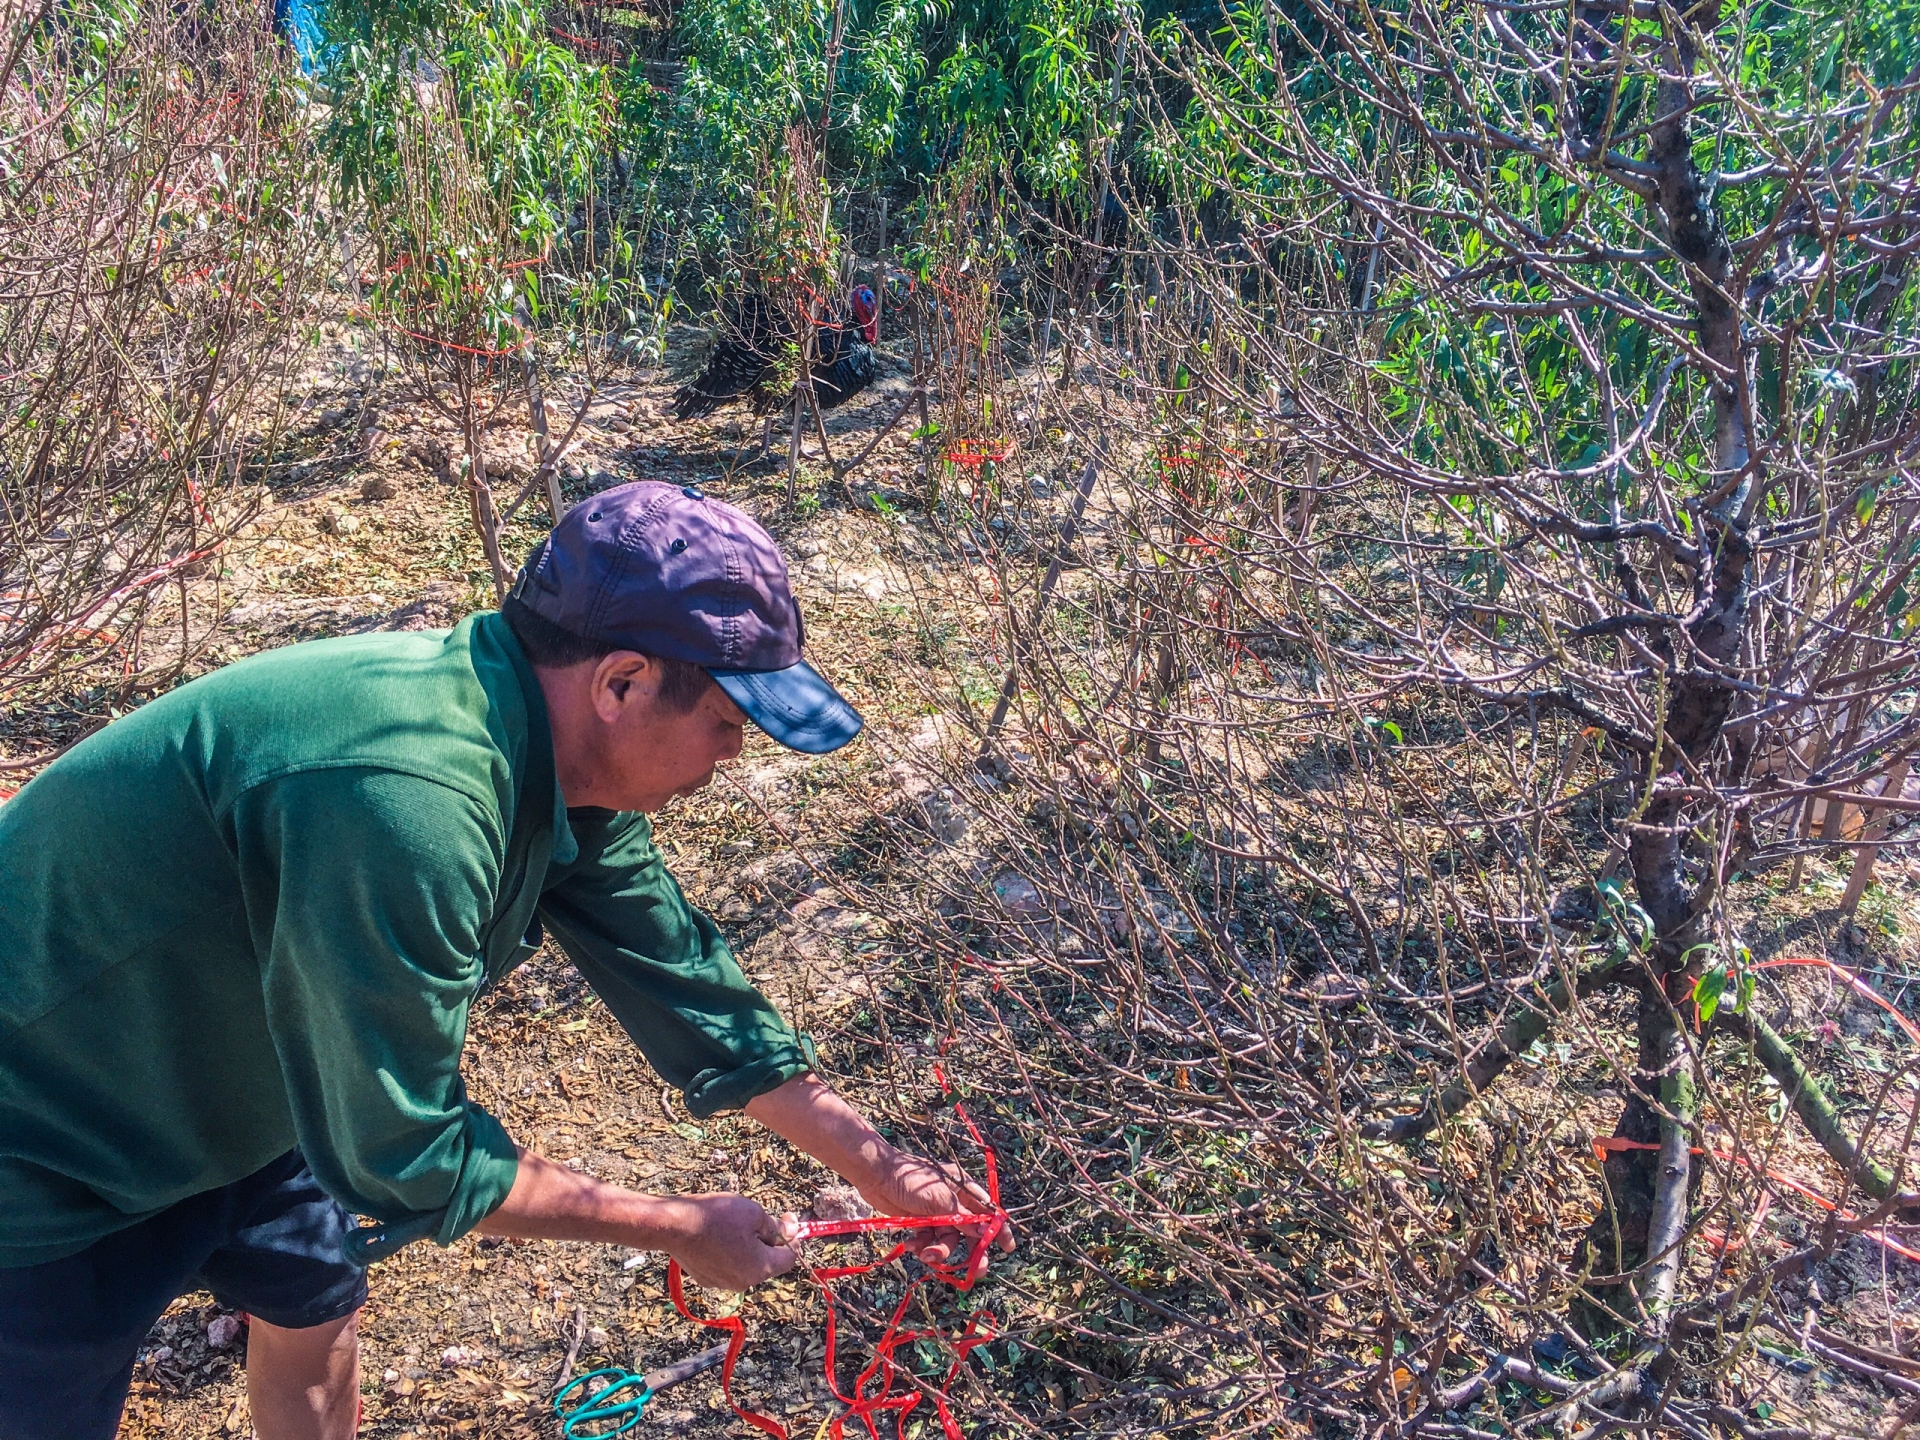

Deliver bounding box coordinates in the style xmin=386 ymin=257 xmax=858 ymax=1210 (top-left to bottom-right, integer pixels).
xmin=1588 ymin=1135 xmax=1920 ymax=1264
xmin=1752 ymin=955 xmax=1920 ymax=1047
xmin=666 ymin=1260 xmax=786 ymax=1439
xmin=792 ymin=1212 xmax=990 ymax=1242
xmin=669 ymin=1093 xmax=1007 ymax=1440
xmin=388 ymin=325 xmax=530 ymax=359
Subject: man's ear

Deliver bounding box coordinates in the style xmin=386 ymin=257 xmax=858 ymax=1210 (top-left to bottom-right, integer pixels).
xmin=589 ymin=651 xmax=651 ymax=721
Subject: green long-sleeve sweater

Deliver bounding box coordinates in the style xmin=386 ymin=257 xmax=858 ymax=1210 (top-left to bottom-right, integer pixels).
xmin=0 ymin=611 xmax=811 ymax=1268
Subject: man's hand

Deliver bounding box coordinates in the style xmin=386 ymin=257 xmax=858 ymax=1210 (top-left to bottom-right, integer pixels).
xmin=657 ymin=1194 xmax=798 ymax=1290
xmin=852 ymin=1148 xmax=1017 ymax=1266
xmin=745 ymin=1074 xmax=1016 ymax=1269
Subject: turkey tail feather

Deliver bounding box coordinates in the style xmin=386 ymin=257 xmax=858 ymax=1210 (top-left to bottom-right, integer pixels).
xmin=673 ymin=384 xmax=725 ymax=420
xmin=674 ymin=341 xmax=773 ymax=419
xmin=673 ymin=293 xmax=785 ymax=420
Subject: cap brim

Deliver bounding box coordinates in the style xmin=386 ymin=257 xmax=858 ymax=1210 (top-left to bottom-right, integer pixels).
xmin=710 ymin=661 xmax=864 ymax=754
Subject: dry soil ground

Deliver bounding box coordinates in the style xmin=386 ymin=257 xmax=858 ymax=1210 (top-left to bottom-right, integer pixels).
xmin=7 ymin=313 xmax=1920 ymax=1439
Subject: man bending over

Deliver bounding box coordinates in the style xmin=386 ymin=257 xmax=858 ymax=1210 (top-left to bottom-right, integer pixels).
xmin=0 ymin=481 xmax=1008 ymax=1438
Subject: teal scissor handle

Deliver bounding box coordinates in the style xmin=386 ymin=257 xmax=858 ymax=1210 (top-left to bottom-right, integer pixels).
xmin=554 ymin=1368 xmax=653 ymax=1438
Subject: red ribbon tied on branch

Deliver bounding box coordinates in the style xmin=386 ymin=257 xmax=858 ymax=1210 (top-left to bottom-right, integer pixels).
xmin=668 ymin=1089 xmax=1008 ymax=1440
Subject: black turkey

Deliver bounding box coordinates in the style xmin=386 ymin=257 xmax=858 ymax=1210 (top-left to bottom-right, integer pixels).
xmin=672 ymin=287 xmax=879 ymax=421
xmin=670 ymin=291 xmax=783 ymax=420
xmin=807 ymin=286 xmax=879 ymax=409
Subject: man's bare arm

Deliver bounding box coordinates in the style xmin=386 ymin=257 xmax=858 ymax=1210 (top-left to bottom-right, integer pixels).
xmin=475 ymin=1147 xmax=795 ymax=1290
xmin=471 ymin=1075 xmax=1010 ymax=1287
xmin=744 ymin=1074 xmax=1015 ymax=1263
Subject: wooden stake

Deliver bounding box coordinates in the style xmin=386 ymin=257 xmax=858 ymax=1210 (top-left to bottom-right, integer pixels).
xmin=1840 ymin=759 xmax=1913 ymax=919
xmin=809 ymin=384 xmax=836 ymax=473
xmin=911 ymin=292 xmax=932 ymax=495
xmin=981 ymin=437 xmax=1106 ymax=750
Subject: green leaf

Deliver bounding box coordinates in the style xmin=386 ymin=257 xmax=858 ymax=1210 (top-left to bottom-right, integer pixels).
xmin=1624 ymin=903 xmax=1656 ymax=949
xmin=1694 ymin=965 xmax=1729 ymax=1026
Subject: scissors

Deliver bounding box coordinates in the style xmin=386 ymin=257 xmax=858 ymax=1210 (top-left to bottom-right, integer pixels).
xmin=552 ymin=1341 xmax=732 ymax=1437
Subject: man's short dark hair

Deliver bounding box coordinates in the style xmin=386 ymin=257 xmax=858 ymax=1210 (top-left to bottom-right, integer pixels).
xmin=500 ymin=593 xmax=712 ymax=715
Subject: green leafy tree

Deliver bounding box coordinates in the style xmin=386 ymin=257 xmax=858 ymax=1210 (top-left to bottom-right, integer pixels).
xmin=317 ymin=0 xmax=621 ymax=596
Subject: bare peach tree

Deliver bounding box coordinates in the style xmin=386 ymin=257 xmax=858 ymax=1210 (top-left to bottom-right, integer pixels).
xmin=0 ymin=0 xmax=325 ymax=721
xmin=1147 ymin=0 xmax=1920 ymax=1288
xmin=825 ymin=2 xmax=1920 ymax=1434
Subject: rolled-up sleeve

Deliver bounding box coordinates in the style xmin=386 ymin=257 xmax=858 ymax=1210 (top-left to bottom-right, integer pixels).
xmin=539 ymin=809 xmax=812 ymax=1117
xmin=229 ymin=767 xmax=521 ymax=1245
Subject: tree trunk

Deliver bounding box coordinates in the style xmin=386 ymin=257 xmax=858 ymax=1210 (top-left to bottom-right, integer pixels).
xmin=1581 ymin=0 xmax=1752 ymax=1337
xmin=461 ymin=386 xmax=512 ymax=600
xmin=521 ymin=353 xmax=566 ymax=523
xmin=1577 ymin=987 xmax=1671 ymax=1329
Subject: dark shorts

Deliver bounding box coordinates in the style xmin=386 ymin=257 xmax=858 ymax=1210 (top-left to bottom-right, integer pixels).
xmin=0 ymin=1150 xmax=367 ymax=1440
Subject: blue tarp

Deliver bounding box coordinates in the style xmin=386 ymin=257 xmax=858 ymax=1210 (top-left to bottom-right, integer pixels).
xmin=273 ymin=0 xmax=326 ymax=75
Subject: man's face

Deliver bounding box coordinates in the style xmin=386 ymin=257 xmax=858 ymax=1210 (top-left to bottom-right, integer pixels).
xmin=586 ymin=654 xmax=748 ymax=812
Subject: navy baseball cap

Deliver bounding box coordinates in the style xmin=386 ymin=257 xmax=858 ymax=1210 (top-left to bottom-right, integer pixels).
xmin=509 ymin=481 xmax=863 ymax=753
